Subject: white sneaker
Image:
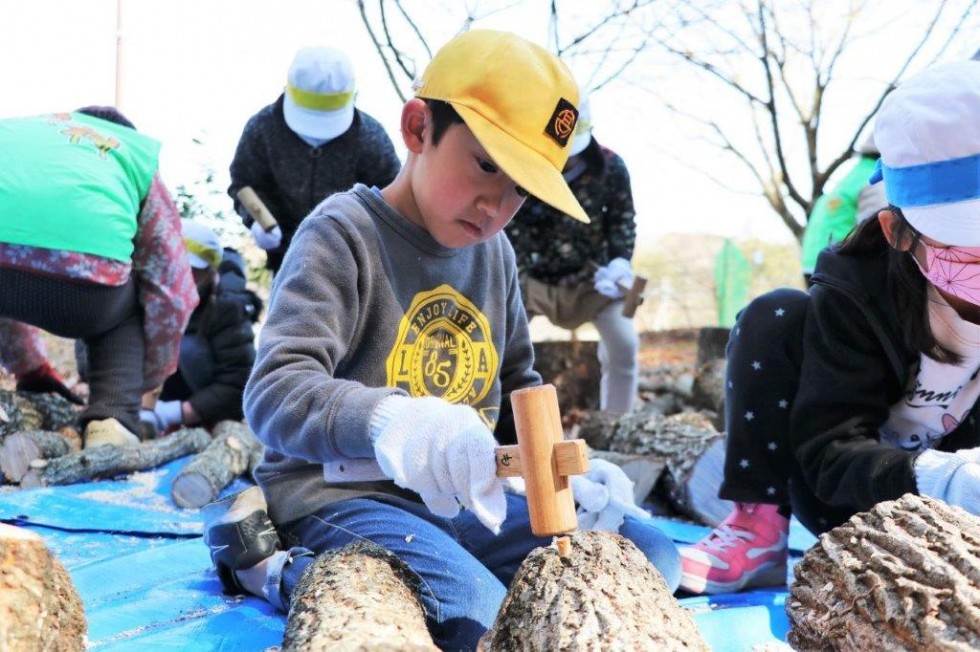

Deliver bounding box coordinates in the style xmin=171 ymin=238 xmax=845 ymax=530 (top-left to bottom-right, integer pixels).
xmin=84 ymin=418 xmax=140 ymax=448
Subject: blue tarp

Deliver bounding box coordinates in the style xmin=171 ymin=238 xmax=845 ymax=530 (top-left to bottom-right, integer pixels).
xmin=0 ymin=456 xmax=814 ymax=650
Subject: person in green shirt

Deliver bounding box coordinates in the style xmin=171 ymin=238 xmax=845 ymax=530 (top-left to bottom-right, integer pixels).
xmin=800 ymin=136 xmax=885 ymax=284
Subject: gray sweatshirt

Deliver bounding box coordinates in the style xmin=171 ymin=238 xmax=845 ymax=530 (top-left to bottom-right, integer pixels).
xmin=245 ymin=184 xmax=541 ymax=524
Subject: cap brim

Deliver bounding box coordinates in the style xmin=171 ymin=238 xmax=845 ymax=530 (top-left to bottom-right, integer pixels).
xmin=451 ymin=103 xmax=589 ymax=223
xmin=283 ymin=95 xmax=354 ymax=141
xmin=904 ymin=197 xmax=980 ymax=246
xmin=188 ymin=253 xmax=211 ymax=270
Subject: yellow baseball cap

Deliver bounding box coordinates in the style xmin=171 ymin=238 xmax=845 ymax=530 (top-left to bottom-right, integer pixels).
xmin=413 ymin=30 xmax=589 ymax=223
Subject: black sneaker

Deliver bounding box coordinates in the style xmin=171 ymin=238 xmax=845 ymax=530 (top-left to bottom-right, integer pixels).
xmin=201 ymin=486 xmax=281 ymax=594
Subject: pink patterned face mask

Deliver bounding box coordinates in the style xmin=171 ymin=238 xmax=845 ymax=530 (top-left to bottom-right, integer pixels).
xmin=915 ymin=243 xmax=980 ymax=306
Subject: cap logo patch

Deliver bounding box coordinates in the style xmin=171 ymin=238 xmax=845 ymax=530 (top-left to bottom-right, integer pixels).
xmin=545 ymin=98 xmax=578 ymax=146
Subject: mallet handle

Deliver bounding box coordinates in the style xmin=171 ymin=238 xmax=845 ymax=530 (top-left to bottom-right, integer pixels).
xmin=511 ymin=384 xmax=582 ymax=536
xmin=236 ymin=186 xmax=278 ymax=232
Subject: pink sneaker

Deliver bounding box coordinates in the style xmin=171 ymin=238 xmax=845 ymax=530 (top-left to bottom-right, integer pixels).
xmin=679 ymin=502 xmax=789 ymax=594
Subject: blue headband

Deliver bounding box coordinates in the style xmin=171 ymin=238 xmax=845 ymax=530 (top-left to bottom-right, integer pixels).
xmin=869 ymin=154 xmax=980 ymax=207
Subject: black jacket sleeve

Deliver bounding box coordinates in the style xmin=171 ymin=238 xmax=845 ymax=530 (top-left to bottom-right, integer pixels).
xmin=790 ymin=282 xmax=918 ymax=511
xmin=186 ymin=298 xmax=256 ymax=426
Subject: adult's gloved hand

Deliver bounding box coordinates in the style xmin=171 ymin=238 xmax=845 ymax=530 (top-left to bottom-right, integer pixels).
xmin=250 ymin=223 xmax=282 ymax=251
xmin=140 ymin=400 xmax=183 ymax=437
xmin=371 ymin=395 xmax=506 ymax=534
xmin=915 ymin=447 xmax=980 ymax=515
xmin=570 ymin=458 xmax=648 ymax=531
xmin=16 ymin=362 xmax=84 ymax=405
xmin=593 ymin=257 xmax=633 ymax=300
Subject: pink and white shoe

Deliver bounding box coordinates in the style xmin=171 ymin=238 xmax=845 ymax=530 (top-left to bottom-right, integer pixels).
xmin=679 ymin=502 xmax=789 ymax=594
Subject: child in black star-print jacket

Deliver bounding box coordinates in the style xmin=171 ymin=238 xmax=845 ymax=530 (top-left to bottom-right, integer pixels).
xmin=681 ymin=60 xmax=980 ymax=595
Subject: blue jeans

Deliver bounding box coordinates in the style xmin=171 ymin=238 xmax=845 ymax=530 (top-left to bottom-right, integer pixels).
xmin=274 ymin=493 xmax=679 ymax=651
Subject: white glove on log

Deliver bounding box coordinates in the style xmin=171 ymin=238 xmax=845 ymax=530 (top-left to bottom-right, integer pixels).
xmin=371 ymin=395 xmax=506 ymax=534
xmin=593 ymin=257 xmax=633 ymax=299
xmin=915 ymin=447 xmax=980 ymax=516
xmin=571 ymin=458 xmax=648 ymax=531
xmin=250 ymin=222 xmax=282 ymax=250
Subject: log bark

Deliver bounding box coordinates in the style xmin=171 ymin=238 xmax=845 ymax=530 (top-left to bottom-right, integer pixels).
xmin=690 ymin=358 xmax=726 ymax=430
xmin=531 ymin=340 xmax=601 ymax=415
xmin=13 ymin=392 xmax=80 ymax=431
xmin=0 ymin=430 xmax=78 ymax=483
xmin=788 ymin=494 xmax=980 ymax=651
xmin=282 ymin=540 xmax=436 ymax=652
xmin=579 ymin=409 xmax=725 ymax=524
xmin=0 ymin=390 xmax=23 ymax=439
xmin=19 ymin=427 xmax=211 ymax=488
xmin=588 ymin=449 xmax=666 ymax=505
xmin=695 ymin=326 xmax=730 ymax=367
xmin=0 ymin=522 xmax=86 ymax=651
xmin=171 ymin=420 xmax=264 ymax=508
xmin=481 ymin=531 xmax=708 ymax=651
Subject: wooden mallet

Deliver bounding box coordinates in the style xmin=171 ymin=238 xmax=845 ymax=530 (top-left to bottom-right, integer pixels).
xmin=494 ymin=384 xmax=589 ymax=537
xmin=236 ymin=186 xmax=278 ymax=232
xmin=589 ymin=260 xmax=647 ymax=318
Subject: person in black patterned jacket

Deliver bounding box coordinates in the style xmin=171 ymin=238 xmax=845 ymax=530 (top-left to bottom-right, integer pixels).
xmin=228 ymin=47 xmax=401 ymax=273
xmin=504 ymin=90 xmax=640 ymax=413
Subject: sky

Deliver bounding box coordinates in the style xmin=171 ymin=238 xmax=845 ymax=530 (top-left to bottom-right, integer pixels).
xmin=1 ymin=0 xmax=977 ymax=248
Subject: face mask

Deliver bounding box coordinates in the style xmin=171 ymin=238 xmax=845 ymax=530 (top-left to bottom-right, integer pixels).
xmin=915 ymin=242 xmax=980 ymax=306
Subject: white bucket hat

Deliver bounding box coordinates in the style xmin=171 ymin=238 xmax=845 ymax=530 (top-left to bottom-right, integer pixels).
xmin=283 ymin=47 xmax=356 ymax=142
xmin=870 ymin=60 xmax=980 ymax=245
xmin=181 ymin=220 xmax=222 ymax=270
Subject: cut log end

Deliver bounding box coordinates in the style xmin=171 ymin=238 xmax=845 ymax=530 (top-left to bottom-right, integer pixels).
xmin=0 ymin=522 xmax=87 ymax=651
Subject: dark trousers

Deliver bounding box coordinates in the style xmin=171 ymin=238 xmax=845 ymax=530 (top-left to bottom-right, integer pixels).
xmin=718 ymin=288 xmax=854 ymax=535
xmin=0 ymin=266 xmax=144 ymax=434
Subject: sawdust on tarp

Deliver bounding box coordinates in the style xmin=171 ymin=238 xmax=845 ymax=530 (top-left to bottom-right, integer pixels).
xmin=77 ymin=468 xmax=195 ymax=518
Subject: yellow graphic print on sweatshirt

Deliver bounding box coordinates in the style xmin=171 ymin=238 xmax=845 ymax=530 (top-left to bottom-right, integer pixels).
xmin=386 ymin=284 xmax=499 ymax=426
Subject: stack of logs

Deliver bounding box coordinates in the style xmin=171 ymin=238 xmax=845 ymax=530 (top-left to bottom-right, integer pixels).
xmin=0 ymin=389 xmax=263 ymax=509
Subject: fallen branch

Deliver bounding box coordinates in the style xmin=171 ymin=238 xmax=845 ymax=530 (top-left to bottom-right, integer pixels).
xmin=171 ymin=420 xmax=263 ymax=508
xmin=19 ymin=427 xmax=211 ymax=488
xmin=0 ymin=430 xmax=78 ymax=483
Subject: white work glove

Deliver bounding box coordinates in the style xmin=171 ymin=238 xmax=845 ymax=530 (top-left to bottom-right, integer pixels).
xmin=371 ymin=395 xmax=506 ymax=534
xmin=571 ymin=458 xmax=649 ymax=531
xmin=915 ymin=447 xmax=980 ymax=516
xmin=139 ymin=400 xmax=182 ymax=435
xmin=250 ymin=222 xmax=282 ymax=250
xmin=593 ymin=257 xmax=633 ymax=300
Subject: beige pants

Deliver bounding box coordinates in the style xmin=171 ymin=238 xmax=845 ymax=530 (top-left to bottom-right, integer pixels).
xmin=522 ymin=277 xmax=614 ymax=330
xmin=522 ymin=277 xmax=639 ymax=413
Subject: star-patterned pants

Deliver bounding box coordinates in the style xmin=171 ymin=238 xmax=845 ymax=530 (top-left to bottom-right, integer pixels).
xmin=718 ymin=288 xmax=807 ymax=507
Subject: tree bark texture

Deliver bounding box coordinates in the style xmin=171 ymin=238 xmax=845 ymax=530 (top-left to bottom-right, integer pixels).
xmin=171 ymin=420 xmax=264 ymax=508
xmin=578 ymin=409 xmax=723 ymax=522
xmin=588 ymin=449 xmax=666 ymax=505
xmin=481 ymin=531 xmax=709 ymax=651
xmin=0 ymin=522 xmax=86 ymax=652
xmin=787 ymin=494 xmax=980 ymax=651
xmin=13 ymin=391 xmax=81 ymax=432
xmin=19 ymin=427 xmax=211 ymax=488
xmin=282 ymin=540 xmax=437 ymax=652
xmin=0 ymin=430 xmax=78 ymax=483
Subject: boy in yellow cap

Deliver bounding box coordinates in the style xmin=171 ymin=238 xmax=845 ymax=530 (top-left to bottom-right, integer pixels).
xmin=202 ymin=30 xmax=678 ymax=647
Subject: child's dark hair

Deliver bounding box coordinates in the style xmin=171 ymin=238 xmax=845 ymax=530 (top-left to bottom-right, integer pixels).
xmin=837 ymin=207 xmax=961 ymax=364
xmin=423 ymin=99 xmax=464 ymax=145
xmin=75 ymin=105 xmax=137 ymax=130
